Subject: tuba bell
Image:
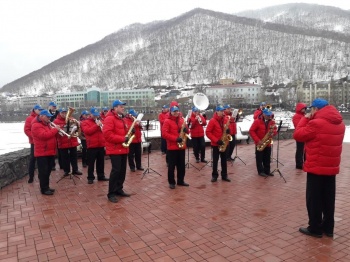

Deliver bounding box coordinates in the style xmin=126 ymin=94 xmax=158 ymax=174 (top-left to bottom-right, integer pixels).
xmin=65 ymin=107 xmax=80 ymax=138
xmin=193 ymin=93 xmax=209 ymax=110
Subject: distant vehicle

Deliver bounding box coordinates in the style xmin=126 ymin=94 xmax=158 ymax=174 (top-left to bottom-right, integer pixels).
xmin=338 ymin=107 xmax=349 ymax=113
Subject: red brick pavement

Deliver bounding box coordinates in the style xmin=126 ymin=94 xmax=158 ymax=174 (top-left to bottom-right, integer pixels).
xmin=1 ymin=140 xmax=350 ymax=261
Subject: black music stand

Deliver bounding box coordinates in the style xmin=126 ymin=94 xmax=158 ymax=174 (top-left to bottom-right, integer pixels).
xmin=185 ymin=140 xmax=200 ymax=170
xmin=233 ymin=140 xmax=246 ymax=165
xmin=200 ymin=146 xmax=213 ymax=170
xmin=57 ymin=172 xmax=81 ymax=185
xmin=267 ymin=121 xmax=287 ymax=183
xmin=142 ymin=120 xmax=161 ymax=179
xmin=232 ymin=120 xmax=246 ymax=165
xmin=270 ymin=142 xmax=284 ymax=166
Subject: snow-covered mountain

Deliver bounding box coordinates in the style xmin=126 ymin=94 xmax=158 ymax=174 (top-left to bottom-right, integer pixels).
xmin=236 ymin=3 xmax=350 ymax=36
xmin=2 ymin=6 xmax=350 ymax=96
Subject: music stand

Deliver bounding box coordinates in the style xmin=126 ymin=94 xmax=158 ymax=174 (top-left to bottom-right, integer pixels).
xmin=200 ymin=146 xmax=213 ymax=170
xmin=233 ymin=141 xmax=246 ymax=165
xmin=270 ymin=142 xmax=284 ymax=166
xmin=185 ymin=139 xmax=200 ymax=170
xmin=142 ymin=120 xmax=161 ymax=179
xmin=57 ymin=172 xmax=81 ymax=185
xmin=232 ymin=119 xmax=246 ymax=165
xmin=267 ymin=120 xmax=287 ymax=183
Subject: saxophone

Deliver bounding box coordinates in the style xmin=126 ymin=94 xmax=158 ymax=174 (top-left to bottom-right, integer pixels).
xmin=256 ymin=121 xmax=275 ymax=151
xmin=219 ymin=116 xmax=233 ymax=152
xmin=177 ymin=118 xmax=190 ymax=149
xmin=122 ymin=116 xmax=137 ymax=148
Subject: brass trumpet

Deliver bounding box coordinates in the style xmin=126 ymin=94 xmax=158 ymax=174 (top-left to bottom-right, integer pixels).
xmin=49 ymin=121 xmax=71 ymax=137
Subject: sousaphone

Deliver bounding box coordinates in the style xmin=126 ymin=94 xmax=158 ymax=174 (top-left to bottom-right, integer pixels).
xmin=193 ymin=93 xmax=209 ymax=110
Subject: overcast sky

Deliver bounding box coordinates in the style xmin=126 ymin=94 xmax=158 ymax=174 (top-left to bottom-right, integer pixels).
xmin=1 ymin=0 xmax=350 ymax=88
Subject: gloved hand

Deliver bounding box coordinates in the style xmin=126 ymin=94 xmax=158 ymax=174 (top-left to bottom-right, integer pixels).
xmin=202 ymin=114 xmax=206 ymax=118
xmin=183 ymin=127 xmax=188 ymax=133
xmin=176 ymin=137 xmax=183 ymax=143
xmin=217 ymin=140 xmax=224 ymax=145
xmin=131 ymin=128 xmax=135 ymax=134
xmin=226 ymin=129 xmax=230 ymax=134
xmin=124 ymin=137 xmax=129 ymax=143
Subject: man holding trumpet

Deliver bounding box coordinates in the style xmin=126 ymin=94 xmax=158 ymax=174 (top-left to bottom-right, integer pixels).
xmin=103 ymin=99 xmax=131 ymax=203
xmin=31 ymin=110 xmax=61 ymax=195
xmin=80 ymin=108 xmax=108 ymax=184
xmin=188 ymin=106 xmax=207 ymax=163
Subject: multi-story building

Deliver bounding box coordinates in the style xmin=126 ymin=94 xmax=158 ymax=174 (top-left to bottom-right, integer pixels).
xmin=54 ymin=86 xmax=156 ymax=110
xmin=206 ymin=84 xmax=262 ymax=105
xmin=298 ymin=81 xmax=350 ymax=106
xmin=21 ymin=95 xmax=53 ymax=109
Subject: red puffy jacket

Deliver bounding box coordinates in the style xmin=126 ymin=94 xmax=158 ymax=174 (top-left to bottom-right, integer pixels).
xmin=293 ymin=105 xmax=345 ymax=175
xmin=224 ymin=111 xmax=237 ymax=135
xmin=81 ymin=118 xmax=105 ymax=148
xmin=31 ymin=116 xmax=59 ymax=157
xmin=292 ymin=102 xmax=307 ymax=129
xmin=249 ymin=118 xmax=277 ymax=146
xmin=206 ymin=113 xmax=228 ymax=146
xmin=253 ymin=108 xmax=263 ymax=119
xmin=188 ymin=112 xmax=206 ymax=138
xmin=124 ymin=115 xmax=143 ymax=143
xmin=158 ymin=111 xmax=168 ymax=130
xmin=103 ymin=110 xmax=129 ymax=155
xmin=53 ymin=114 xmax=79 ymax=149
xmin=100 ymin=111 xmax=107 ymax=121
xmin=162 ymin=115 xmax=188 ymax=150
xmin=24 ymin=111 xmax=37 ymax=144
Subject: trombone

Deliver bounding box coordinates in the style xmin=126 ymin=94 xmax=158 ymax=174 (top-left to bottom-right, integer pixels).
xmin=49 ymin=121 xmax=71 ymax=137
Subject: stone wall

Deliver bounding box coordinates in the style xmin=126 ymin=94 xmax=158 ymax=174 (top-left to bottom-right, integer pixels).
xmin=0 ymin=148 xmax=30 ymax=189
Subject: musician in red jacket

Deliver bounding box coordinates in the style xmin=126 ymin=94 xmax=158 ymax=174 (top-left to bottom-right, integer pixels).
xmin=223 ymin=104 xmax=237 ymax=161
xmin=253 ymin=102 xmax=266 ymax=120
xmin=31 ymin=110 xmax=61 ymax=195
xmin=158 ymin=105 xmax=169 ymax=155
xmin=81 ymin=108 xmax=108 ymax=184
xmin=292 ymin=102 xmax=307 ymax=169
xmin=162 ymin=106 xmax=189 ymax=189
xmin=188 ymin=106 xmax=207 ymax=163
xmin=205 ymin=105 xmax=231 ymax=183
xmin=100 ymin=107 xmax=108 ymax=121
xmin=249 ymin=108 xmax=277 ymax=177
xmin=24 ymin=104 xmax=43 ymax=183
xmin=124 ymin=109 xmax=144 ymax=172
xmin=294 ymin=98 xmax=345 ymax=238
xmin=53 ymin=108 xmax=82 ymax=176
xmin=103 ymin=99 xmax=131 ymax=203
xmin=79 ymin=110 xmax=90 ymax=168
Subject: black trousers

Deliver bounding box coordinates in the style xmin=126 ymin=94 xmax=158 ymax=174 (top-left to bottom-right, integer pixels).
xmin=108 ymin=154 xmax=127 ymax=198
xmin=306 ymin=173 xmax=336 ymax=234
xmin=87 ymin=147 xmax=105 ymax=180
xmin=37 ymin=156 xmax=54 ymax=192
xmin=81 ymin=139 xmax=87 ymax=165
xmin=226 ymin=136 xmax=236 ymax=159
xmin=28 ymin=144 xmax=36 ymax=179
xmin=255 ymin=146 xmax=271 ymax=174
xmin=128 ymin=143 xmax=142 ymax=169
xmin=212 ymin=146 xmax=227 ymax=178
xmin=295 ymin=141 xmax=305 ymax=168
xmin=192 ymin=136 xmax=206 ymax=161
xmin=167 ymin=150 xmax=186 ymax=185
xmin=161 ymin=137 xmax=167 ymax=153
xmin=59 ymin=147 xmax=78 ymax=173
